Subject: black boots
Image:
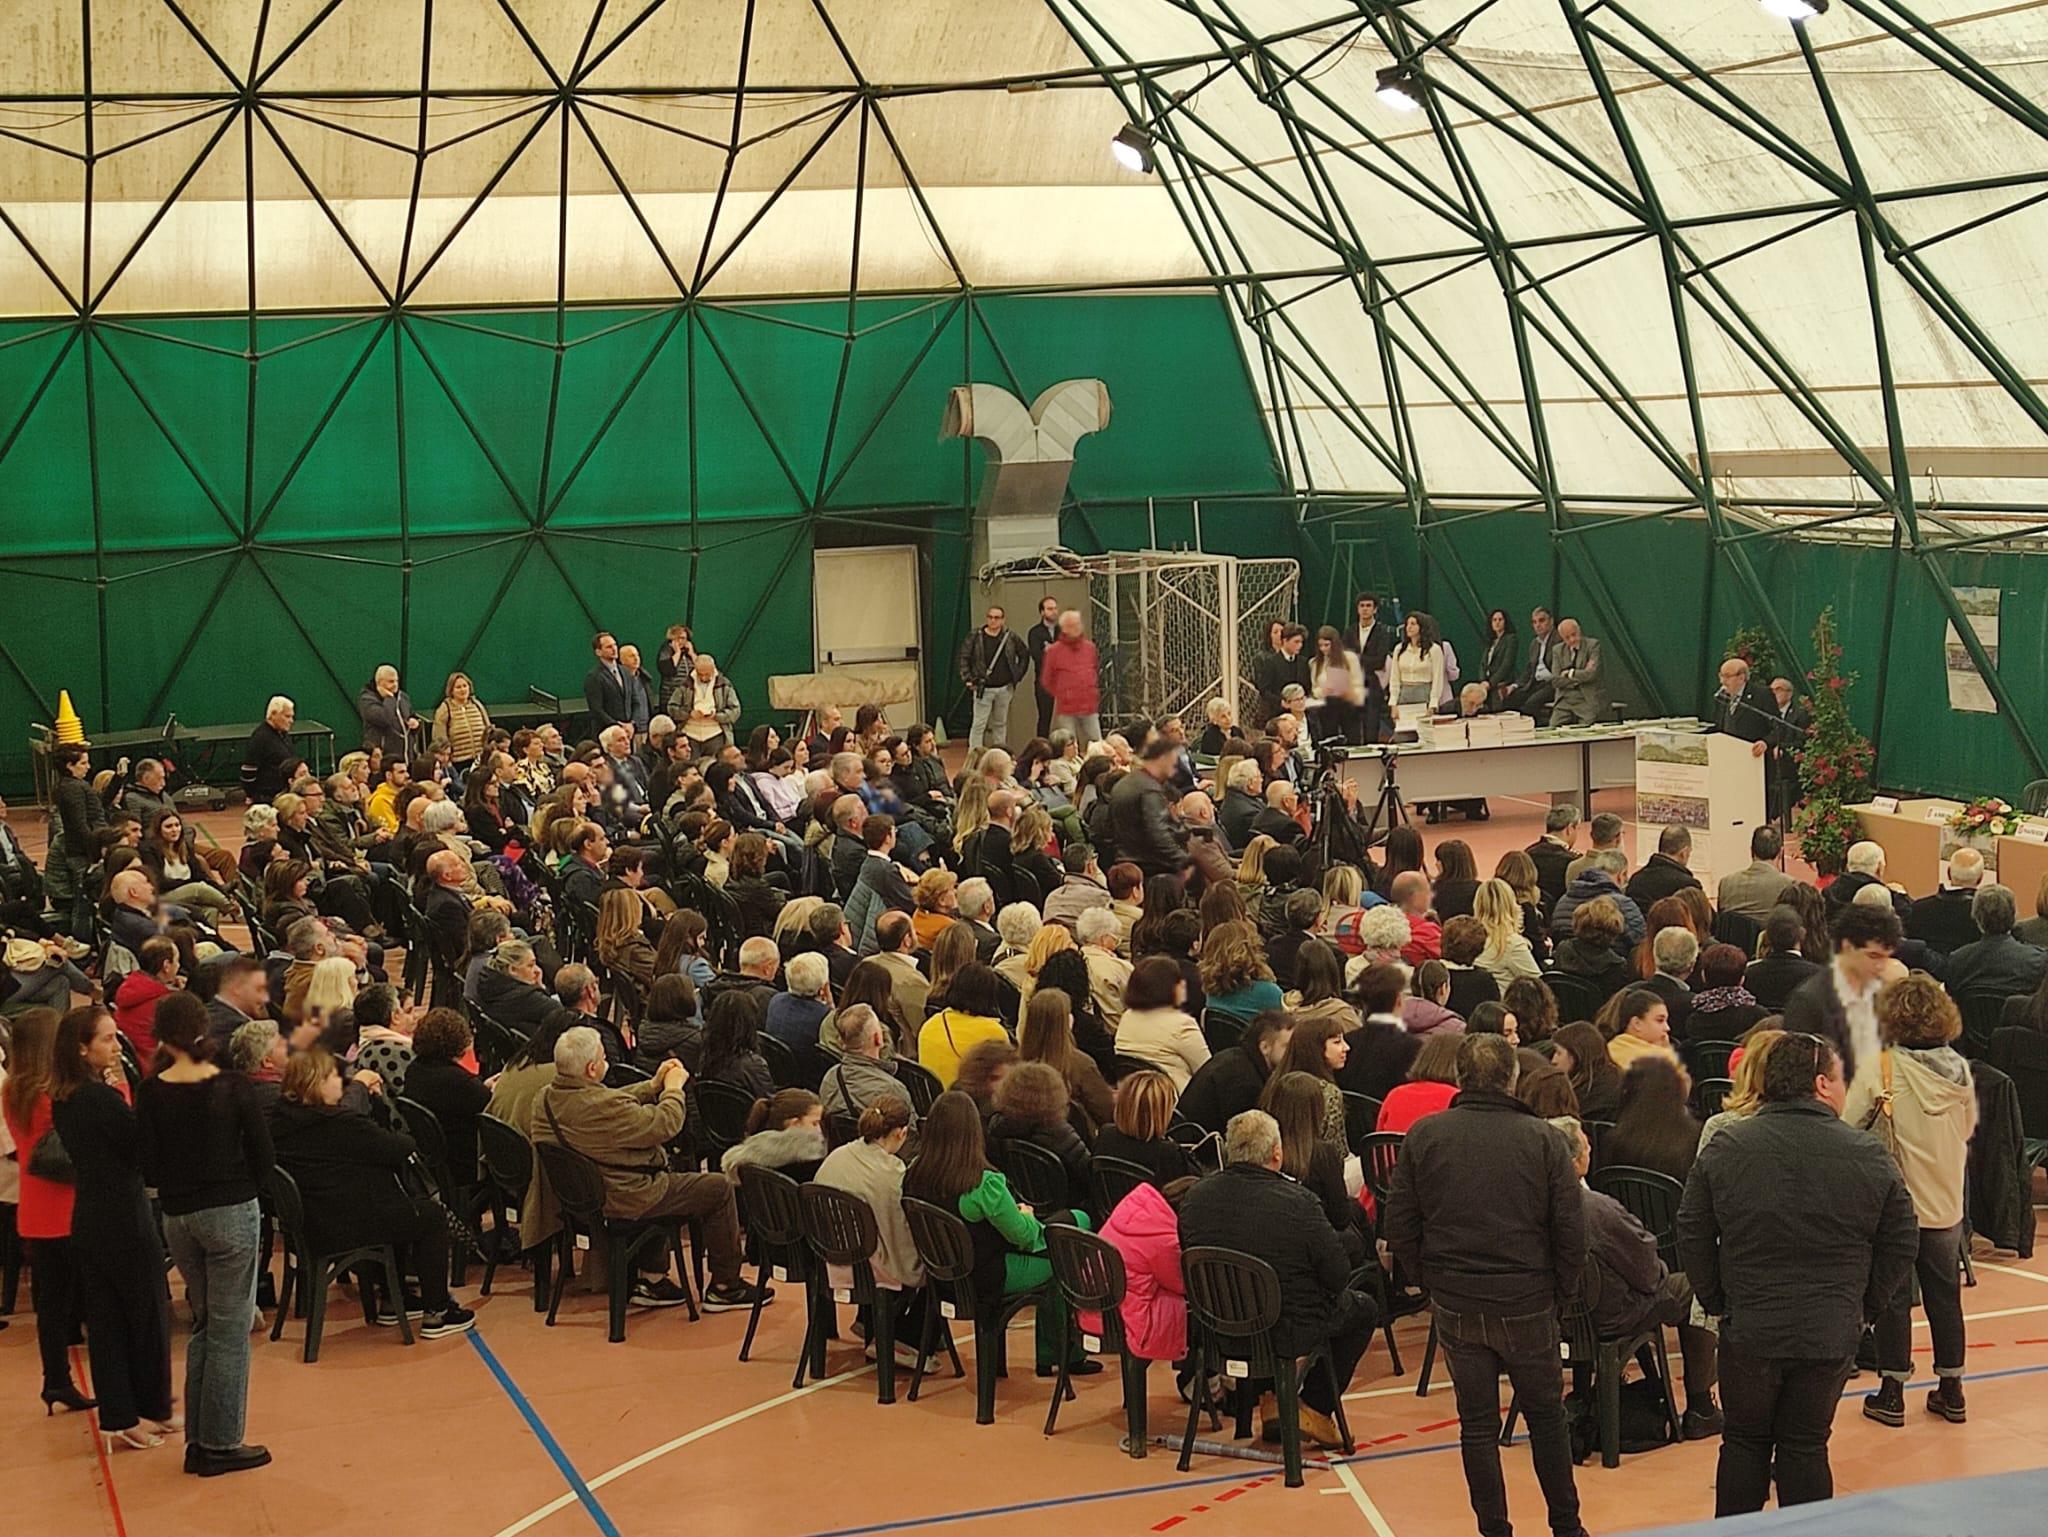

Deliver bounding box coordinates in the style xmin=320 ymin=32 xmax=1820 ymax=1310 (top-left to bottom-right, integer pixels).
xmin=1927 ymin=1377 xmax=1968 ymax=1423
xmin=1862 ymin=1377 xmax=1905 ymax=1427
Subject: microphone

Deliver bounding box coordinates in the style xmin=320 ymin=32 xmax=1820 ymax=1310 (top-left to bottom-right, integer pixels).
xmin=1723 ymin=692 xmax=1810 ymax=739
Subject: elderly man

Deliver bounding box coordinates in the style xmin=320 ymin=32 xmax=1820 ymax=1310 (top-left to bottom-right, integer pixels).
xmin=613 ymin=643 xmax=655 ymax=736
xmin=1718 ymin=825 xmax=1789 ymax=922
xmin=955 ymin=876 xmax=1002 ymax=962
xmin=1551 ymin=848 xmax=1645 ymax=944
xmin=1766 ymin=675 xmax=1811 ymax=820
xmin=826 ymin=794 xmax=869 ymax=902
xmin=1037 ymin=610 xmax=1102 ymax=746
xmin=1180 ymin=1109 xmax=1379 ymax=1451
xmin=421 ymin=849 xmax=474 ymax=1002
xmin=1388 ymin=870 xmax=1441 ymax=966
xmin=1109 ymin=739 xmax=1189 ymax=876
xmin=1943 ymin=883 xmax=2048 ymax=1001
xmin=701 ymin=934 xmax=782 ymax=1018
xmin=1043 ymin=844 xmax=1111 ymax=928
xmin=1825 ymin=840 xmax=1912 ymax=921
xmin=1253 ymin=780 xmax=1304 ymax=848
xmin=106 ymin=868 xmax=165 ymax=958
xmin=1643 ymin=926 xmax=1698 ymax=1038
xmin=671 ymin=652 xmax=741 ymax=759
xmin=1383 ymin=1034 xmax=1586 ymax=1537
xmin=1173 ymin=791 xmax=1234 ymax=893
xmin=531 ymin=1025 xmax=766 ymax=1312
xmin=120 ymin=756 xmax=177 ymax=826
xmin=818 ymin=1004 xmax=909 ymax=1125
xmin=1710 ymin=656 xmax=1775 ymax=752
xmin=475 ymin=938 xmax=563 ymax=1034
xmin=356 ymin=664 xmax=419 ymax=764
xmin=554 ymin=962 xmax=625 ymax=1066
xmin=1219 ymin=759 xmax=1265 ymax=851
xmin=1546 ymin=618 xmax=1606 ymax=728
xmin=1626 ymin=823 xmax=1703 ymax=911
xmin=1907 ymin=847 xmax=1988 ymax=958
xmin=241 ymin=694 xmax=299 ymax=803
xmin=600 ymin=725 xmax=652 ymax=820
xmin=1076 ymin=907 xmax=1133 ymax=1026
xmin=765 ymin=951 xmax=832 ymax=1087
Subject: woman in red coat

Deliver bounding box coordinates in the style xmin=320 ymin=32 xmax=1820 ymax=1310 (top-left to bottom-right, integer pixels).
xmin=0 ymin=1007 xmax=95 ymax=1412
xmin=1036 ymin=613 xmax=1102 ymax=746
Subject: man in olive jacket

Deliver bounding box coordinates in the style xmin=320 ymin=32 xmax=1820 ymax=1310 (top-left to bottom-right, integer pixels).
xmin=1679 ymin=1032 xmax=1917 ymax=1517
xmin=530 ymin=1026 xmax=763 ymax=1312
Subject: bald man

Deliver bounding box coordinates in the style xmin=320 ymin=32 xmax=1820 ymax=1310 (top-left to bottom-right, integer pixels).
xmin=1547 ymin=619 xmax=1606 ymax=728
xmin=107 ymin=868 xmax=166 ymax=955
xmin=1710 ymin=657 xmax=1774 ymax=752
xmin=421 ymin=848 xmax=475 ymax=1005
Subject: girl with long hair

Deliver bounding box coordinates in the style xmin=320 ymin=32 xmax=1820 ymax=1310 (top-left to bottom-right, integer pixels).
xmin=1019 ymin=987 xmax=1114 ymax=1133
xmin=1552 ymin=1020 xmax=1622 ymax=1121
xmin=1260 ymin=1069 xmax=1365 ymax=1260
xmin=1599 ymin=1054 xmax=1699 ymax=1182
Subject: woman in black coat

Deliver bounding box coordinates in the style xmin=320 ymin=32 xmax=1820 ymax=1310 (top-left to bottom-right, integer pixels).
xmin=401 ymin=1009 xmax=493 ymax=1188
xmin=987 ymin=1062 xmax=1094 ymax=1214
xmin=1479 ymin=609 xmax=1518 ymax=711
xmin=49 ymin=1006 xmax=176 ymax=1451
xmin=266 ymin=1050 xmax=473 ymax=1336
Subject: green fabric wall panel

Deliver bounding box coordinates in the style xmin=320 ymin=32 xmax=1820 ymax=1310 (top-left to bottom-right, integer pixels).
xmin=259 ymin=322 xmax=403 ymax=543
xmin=0 ymin=330 xmax=92 ymax=555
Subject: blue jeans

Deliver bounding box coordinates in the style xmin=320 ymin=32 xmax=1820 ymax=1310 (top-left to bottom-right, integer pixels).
xmin=968 ymin=686 xmax=1015 ymax=751
xmin=164 ymin=1199 xmax=261 ymax=1451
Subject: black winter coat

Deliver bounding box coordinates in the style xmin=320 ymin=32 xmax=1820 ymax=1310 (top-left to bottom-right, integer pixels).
xmin=1109 ymin=769 xmax=1186 ymax=877
xmin=1179 ymin=1163 xmax=1353 ymax=1356
xmin=1176 ymin=1042 xmax=1272 ymax=1134
xmin=267 ymin=1099 xmax=423 ymax=1251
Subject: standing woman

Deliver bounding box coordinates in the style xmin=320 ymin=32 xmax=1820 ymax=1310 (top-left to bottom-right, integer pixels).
xmin=48 ymin=744 xmax=108 ymax=935
xmin=1308 ymin=627 xmax=1365 ymax=746
xmin=135 ymin=991 xmax=275 ymax=1477
xmin=1849 ymin=976 xmax=1978 ymax=1428
xmin=49 ymin=1005 xmax=176 ymax=1451
xmin=1389 ymin=612 xmax=1449 ymax=730
xmin=0 ymin=1008 xmax=95 ymax=1413
xmin=657 ymin=624 xmax=694 ymax=700
xmin=1480 ymin=608 xmax=1518 ymax=711
xmin=430 ymin=672 xmax=493 ymax=769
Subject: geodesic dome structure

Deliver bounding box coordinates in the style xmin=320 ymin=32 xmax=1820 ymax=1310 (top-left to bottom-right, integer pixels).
xmin=0 ymin=1 xmax=2041 ymax=798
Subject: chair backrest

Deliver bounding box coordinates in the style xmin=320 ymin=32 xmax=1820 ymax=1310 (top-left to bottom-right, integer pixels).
xmin=261 ymin=1164 xmax=308 ymax=1236
xmin=697 ymin=1079 xmax=758 ymax=1148
xmin=1588 ymin=1164 xmax=1684 ymax=1267
xmin=1684 ymin=1038 xmax=1735 ymax=1082
xmin=1956 ymin=991 xmax=2015 ymax=1059
xmin=892 ymin=1058 xmax=943 ymax=1116
xmin=903 ymin=1195 xmax=977 ymax=1286
xmin=1987 ymin=1026 xmax=2048 ymax=1139
xmin=604 ymin=1060 xmax=652 ymax=1090
xmin=993 ymin=1137 xmax=1069 ymax=1211
xmin=1342 ymin=1091 xmax=1382 ymax=1154
xmin=1710 ymin=909 xmax=1763 ymax=956
xmin=1045 ymin=1221 xmax=1127 ymax=1340
xmin=610 ymin=971 xmax=644 ymax=1031
xmin=758 ymin=1031 xmax=801 ymax=1089
xmin=532 ymin=1138 xmax=609 ymax=1226
xmin=736 ymin=1163 xmax=808 ymax=1252
xmin=476 ymin=1112 xmax=532 ymax=1202
xmin=1109 ymin=1053 xmax=1155 ymax=1085
xmin=1090 ymin=1155 xmax=1153 ymax=1217
xmin=1693 ymin=1077 xmax=1734 ymax=1121
xmin=115 ymin=1032 xmax=143 ymax=1093
xmin=1581 ymin=1118 xmax=1615 ymax=1167
xmin=800 ymin=1182 xmax=882 ymax=1269
xmin=1181 ymin=1246 xmax=1283 ymax=1377
xmin=2023 ymin=779 xmax=2048 ymax=817
xmin=1201 ymin=1009 xmax=1249 ymax=1056
xmin=825 ymin=1109 xmax=862 ymax=1149
xmin=392 ymin=1095 xmax=455 ymax=1190
xmin=1541 ymin=970 xmax=1605 ymax=1023
xmin=1356 ymin=1129 xmax=1405 ymax=1206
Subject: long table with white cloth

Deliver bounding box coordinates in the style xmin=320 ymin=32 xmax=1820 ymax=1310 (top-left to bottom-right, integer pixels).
xmin=1334 ymin=717 xmax=1710 ymax=812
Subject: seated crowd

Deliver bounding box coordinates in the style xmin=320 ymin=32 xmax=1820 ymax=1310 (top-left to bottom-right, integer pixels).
xmin=0 ymin=665 xmax=2027 ymax=1527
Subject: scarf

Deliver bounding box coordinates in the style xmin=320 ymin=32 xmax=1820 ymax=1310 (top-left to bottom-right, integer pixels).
xmin=1692 ymin=984 xmax=1756 ymax=1013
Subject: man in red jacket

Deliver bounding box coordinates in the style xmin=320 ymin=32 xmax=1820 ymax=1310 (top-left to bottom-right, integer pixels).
xmin=1037 ymin=610 xmax=1103 ymax=746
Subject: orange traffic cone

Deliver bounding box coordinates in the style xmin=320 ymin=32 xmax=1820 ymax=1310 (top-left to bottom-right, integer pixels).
xmin=53 ymin=690 xmax=85 ymax=745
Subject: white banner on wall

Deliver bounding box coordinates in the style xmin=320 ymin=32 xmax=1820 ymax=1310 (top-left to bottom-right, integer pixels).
xmin=1944 ymin=587 xmax=2000 ymax=715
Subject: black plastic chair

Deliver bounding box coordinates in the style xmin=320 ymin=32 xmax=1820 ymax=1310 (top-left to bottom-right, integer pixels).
xmin=1693 ymin=1077 xmax=1734 ymax=1120
xmin=476 ymin=1113 xmax=550 ymax=1309
xmin=892 ymin=1058 xmax=944 ymax=1116
xmin=696 ymin=1079 xmax=758 ymax=1167
xmin=824 ymin=1110 xmax=862 ymax=1150
xmin=735 ymin=1164 xmax=816 ymax=1379
xmin=391 ymin=1095 xmax=491 ymax=1286
xmin=604 ymin=1060 xmax=653 ymax=1090
xmin=902 ymin=1196 xmax=1055 ymax=1424
xmin=1355 ymin=1131 xmax=1434 ymax=1388
xmin=1178 ymin=1246 xmax=1355 ymax=1487
xmin=1342 ymin=1091 xmax=1382 ymax=1154
xmin=1044 ymin=1221 xmax=1152 ymax=1454
xmin=533 ymin=1139 xmax=699 ymax=1341
xmin=1581 ymin=1118 xmax=1615 ymax=1168
xmin=1089 ymin=1156 xmax=1153 ymax=1218
xmin=1541 ymin=970 xmax=1605 ymax=1024
xmin=263 ymin=1166 xmax=414 ymax=1362
xmin=801 ymin=1182 xmax=941 ymax=1405
xmin=610 ymin=971 xmax=644 ymax=1034
xmin=994 ymin=1137 xmax=1069 ymax=1213
xmin=1986 ymin=1026 xmax=2048 ymax=1170
xmin=1201 ymin=1008 xmax=1250 ymax=1056
xmin=1588 ymin=1165 xmax=1683 ymax=1271
xmin=1956 ymin=991 xmax=2015 ymax=1059
xmin=1166 ymin=1118 xmax=1223 ymax=1173
xmin=1500 ymin=1268 xmax=1679 ymax=1467
xmin=1684 ymin=1038 xmax=1736 ymax=1083
xmin=1710 ymin=908 xmax=1762 ymax=956
xmin=758 ymin=1031 xmax=802 ymax=1089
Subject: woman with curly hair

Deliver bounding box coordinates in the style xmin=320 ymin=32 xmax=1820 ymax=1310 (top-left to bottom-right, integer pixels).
xmin=1197 ymin=919 xmax=1281 ymax=1021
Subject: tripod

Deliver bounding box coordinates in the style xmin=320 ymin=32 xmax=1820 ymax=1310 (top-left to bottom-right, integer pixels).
xmin=1360 ymin=748 xmax=1409 ymax=852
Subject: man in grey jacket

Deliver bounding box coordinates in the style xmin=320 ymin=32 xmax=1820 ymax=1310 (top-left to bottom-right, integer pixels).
xmin=1546 ymin=619 xmax=1606 ymax=728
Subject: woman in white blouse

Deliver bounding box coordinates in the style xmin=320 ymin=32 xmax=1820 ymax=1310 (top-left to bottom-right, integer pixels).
xmin=1390 ymin=611 xmax=1449 ymax=727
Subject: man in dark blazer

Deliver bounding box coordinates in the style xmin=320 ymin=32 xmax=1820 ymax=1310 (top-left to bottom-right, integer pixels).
xmin=1525 ymin=805 xmax=1579 ymax=913
xmin=1781 ymin=901 xmax=1900 ymax=1084
xmin=422 ymin=850 xmax=475 ymax=1007
xmin=1709 ymin=657 xmax=1776 ymax=747
xmin=1743 ymin=907 xmax=1824 ymax=1011
xmin=1501 ymin=606 xmax=1561 ymax=722
xmin=1906 ymin=849 xmax=1987 ymax=959
xmin=1026 ymin=594 xmax=1061 ymax=740
xmin=1765 ymin=676 xmax=1812 ymax=822
xmin=1349 ymin=593 xmax=1395 ymax=742
xmin=1626 ymin=824 xmax=1704 ymax=911
xmin=1943 ymin=884 xmax=2048 ymax=1001
xmin=583 ymin=631 xmax=633 ymax=732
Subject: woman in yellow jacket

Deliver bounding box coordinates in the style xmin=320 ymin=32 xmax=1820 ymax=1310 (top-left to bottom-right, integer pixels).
xmin=917 ymin=964 xmax=1010 ymax=1089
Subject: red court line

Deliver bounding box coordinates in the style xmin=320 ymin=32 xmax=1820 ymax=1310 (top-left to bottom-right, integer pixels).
xmin=72 ymin=1345 xmax=132 ymax=1537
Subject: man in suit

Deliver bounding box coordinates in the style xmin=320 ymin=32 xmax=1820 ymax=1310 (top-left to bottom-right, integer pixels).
xmin=583 ymin=631 xmax=632 ymax=731
xmin=1525 ymin=804 xmax=1579 ymax=913
xmin=1944 ymin=884 xmax=2048 ymax=1002
xmin=1717 ymin=825 xmax=1790 ymax=922
xmin=1643 ymin=926 xmax=1697 ymax=1039
xmin=1252 ymin=781 xmax=1306 ymax=849
xmin=1546 ymin=618 xmax=1606 ymax=727
xmin=1781 ymin=901 xmax=1900 ymax=1086
xmin=1350 ymin=593 xmax=1395 ymax=743
xmin=1027 ymin=594 xmax=1061 ymax=740
xmin=1709 ymin=658 xmax=1775 ymax=752
xmin=1766 ymin=676 xmax=1812 ymax=823
xmin=615 ymin=644 xmax=656 ymax=737
xmin=1255 ymin=624 xmax=1312 ymax=728
xmin=1501 ymin=606 xmax=1561 ymax=722
xmin=1626 ymin=824 xmax=1704 ymax=911
xmin=1744 ymin=906 xmax=1823 ymax=1010
xmin=1825 ymin=841 xmax=1912 ymax=922
xmin=1907 ymin=848 xmax=1987 ymax=959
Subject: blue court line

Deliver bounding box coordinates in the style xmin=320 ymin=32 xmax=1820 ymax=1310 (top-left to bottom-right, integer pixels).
xmin=468 ymin=1329 xmax=624 ymax=1537
xmin=792 ymin=1360 xmax=2048 ymax=1537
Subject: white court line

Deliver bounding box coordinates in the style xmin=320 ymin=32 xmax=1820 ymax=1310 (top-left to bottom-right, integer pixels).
xmin=1975 ymin=1262 xmax=2048 ymax=1288
xmin=1325 ymin=1457 xmax=1400 ymax=1537
xmin=488 ymin=1365 xmax=874 ymax=1537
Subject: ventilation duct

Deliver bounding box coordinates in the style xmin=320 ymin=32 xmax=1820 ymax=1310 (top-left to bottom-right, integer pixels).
xmin=941 ymin=380 xmax=1112 ymax=567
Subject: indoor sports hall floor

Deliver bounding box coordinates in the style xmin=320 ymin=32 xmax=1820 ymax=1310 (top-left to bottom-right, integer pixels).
xmin=10 ymin=792 xmax=2046 ymax=1537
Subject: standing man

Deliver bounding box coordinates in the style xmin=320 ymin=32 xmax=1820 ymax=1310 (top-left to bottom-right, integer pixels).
xmin=957 ymin=604 xmax=1030 ymax=753
xmin=1679 ymin=1033 xmax=1917 ymax=1517
xmin=1710 ymin=657 xmax=1775 ymax=756
xmin=356 ymin=665 xmax=419 ymax=765
xmin=1255 ymin=624 xmax=1311 ymax=728
xmin=1038 ymin=610 xmax=1102 ymax=747
xmin=1781 ymin=901 xmax=1900 ymax=1089
xmin=241 ymin=695 xmax=298 ymax=804
xmin=1546 ymin=619 xmax=1606 ymax=727
xmin=1501 ymin=606 xmax=1560 ymax=723
xmin=1349 ymin=594 xmax=1394 ymax=743
xmin=1766 ymin=676 xmax=1811 ymax=823
xmin=584 ymin=632 xmax=631 ymax=732
xmin=1027 ymin=594 xmax=1062 ymax=740
xmin=1109 ymin=739 xmax=1190 ymax=877
xmin=674 ymin=652 xmax=741 ymax=761
xmin=1383 ymin=1034 xmax=1586 ymax=1537
xmin=616 ymin=644 xmax=655 ymax=738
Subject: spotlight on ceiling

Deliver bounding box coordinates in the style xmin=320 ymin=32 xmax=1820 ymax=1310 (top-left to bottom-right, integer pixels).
xmin=1759 ymin=0 xmax=1827 ymax=18
xmin=1110 ymin=123 xmax=1156 ymax=174
xmin=1375 ymin=66 xmax=1424 ymax=113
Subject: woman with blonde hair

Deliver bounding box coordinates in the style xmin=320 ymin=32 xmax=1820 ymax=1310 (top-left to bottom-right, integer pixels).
xmin=952 ymin=775 xmax=992 ymax=849
xmin=1021 ymin=920 xmax=1077 ymax=1001
xmin=430 ymin=672 xmax=492 ymax=764
xmin=1235 ymin=834 xmax=1278 ymax=896
xmin=923 ymin=921 xmax=982 ymax=1016
xmin=773 ymin=894 xmax=826 ymax=955
xmin=1474 ymin=877 xmax=1541 ymax=990
xmin=1009 ymin=804 xmax=1061 ymax=906
xmin=1018 ymin=987 xmax=1114 ymax=1133
xmin=911 ymin=868 xmax=960 ymax=950
xmin=992 ymin=902 xmax=1043 ymax=997
xmin=301 ymin=956 xmax=359 ymax=1030
xmin=1093 ymin=1069 xmax=1195 ymax=1184
xmin=595 ymin=886 xmax=658 ymax=991
xmin=1318 ymin=863 xmax=1373 ymax=956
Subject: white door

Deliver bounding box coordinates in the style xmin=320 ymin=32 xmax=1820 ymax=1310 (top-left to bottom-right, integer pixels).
xmin=813 ymin=545 xmax=923 ymax=726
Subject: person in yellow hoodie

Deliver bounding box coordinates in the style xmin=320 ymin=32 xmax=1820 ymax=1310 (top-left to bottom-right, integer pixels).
xmin=1846 ymin=974 xmax=1978 ymax=1429
xmin=1603 ymin=986 xmax=1678 ymax=1072
xmin=364 ymin=757 xmax=410 ymax=833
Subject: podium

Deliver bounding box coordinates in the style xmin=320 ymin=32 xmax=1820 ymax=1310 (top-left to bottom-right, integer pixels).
xmin=1633 ymin=730 xmax=1766 ymax=891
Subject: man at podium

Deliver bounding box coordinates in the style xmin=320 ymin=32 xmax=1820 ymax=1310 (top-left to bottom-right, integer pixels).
xmin=1709 ymin=658 xmax=1775 ymax=756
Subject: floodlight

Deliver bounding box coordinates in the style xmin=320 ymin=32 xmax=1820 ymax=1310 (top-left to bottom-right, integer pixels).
xmin=1759 ymin=0 xmax=1826 ymax=19
xmin=1111 ymin=123 xmax=1156 ymax=173
xmin=1375 ymin=67 xmax=1424 ymax=113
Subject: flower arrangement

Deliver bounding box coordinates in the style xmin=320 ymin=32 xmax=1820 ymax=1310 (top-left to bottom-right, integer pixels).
xmin=1723 ymin=624 xmax=1778 ymax=683
xmin=1948 ymin=797 xmax=2023 ymax=839
xmin=1790 ymin=606 xmax=1875 ymax=876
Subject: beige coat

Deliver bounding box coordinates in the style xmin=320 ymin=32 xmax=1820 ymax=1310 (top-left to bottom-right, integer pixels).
xmin=815 ymin=1138 xmax=924 ymax=1289
xmin=1085 ymin=946 xmax=1134 ymax=1026
xmin=872 ymin=950 xmax=931 ymax=1055
xmin=524 ymin=1072 xmax=686 ymax=1248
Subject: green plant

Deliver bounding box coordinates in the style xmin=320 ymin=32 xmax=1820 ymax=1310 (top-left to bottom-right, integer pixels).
xmin=1791 ymin=606 xmax=1876 ymax=876
xmin=1723 ymin=623 xmax=1779 ymax=682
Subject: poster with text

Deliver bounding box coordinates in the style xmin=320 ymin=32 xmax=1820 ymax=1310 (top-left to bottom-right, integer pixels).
xmin=1945 ymin=587 xmax=2000 ymax=714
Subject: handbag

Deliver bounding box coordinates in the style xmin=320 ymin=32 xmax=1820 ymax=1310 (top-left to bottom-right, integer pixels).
xmin=1863 ymin=1049 xmax=1900 ymax=1159
xmin=28 ymin=1126 xmax=74 ymax=1184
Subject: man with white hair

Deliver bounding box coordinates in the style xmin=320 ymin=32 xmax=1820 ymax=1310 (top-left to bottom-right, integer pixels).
xmin=1944 ymin=883 xmax=2048 ymax=1001
xmin=241 ymin=694 xmax=299 ymax=802
xmin=356 ymin=664 xmax=419 ymax=764
xmin=1907 ymin=846 xmax=1987 ymax=958
xmin=1644 ymin=926 xmax=1700 ymax=1038
xmin=1174 ymin=790 xmax=1235 ymax=893
xmin=1389 ymin=869 xmax=1441 ymax=966
xmin=1077 ymin=907 xmax=1132 ymax=1026
xmin=475 ymin=937 xmax=560 ymax=1033
xmin=1180 ymin=1108 xmax=1379 ymax=1452
xmin=106 ymin=867 xmax=165 ymax=957
xmin=672 ymin=651 xmax=741 ymax=758
xmin=1220 ymin=758 xmax=1265 ymax=852
xmin=600 ymin=723 xmax=652 ymax=819
xmin=702 ymin=934 xmax=782 ymax=1018
xmin=991 ymin=902 xmax=1042 ymax=997
xmin=765 ymin=950 xmax=832 ymax=1086
xmin=533 ymin=1025 xmax=767 ymax=1312
xmin=1711 ymin=656 xmax=1774 ymax=754
xmin=1036 ymin=609 xmax=1102 ymax=746
xmin=1547 ymin=618 xmax=1606 ymax=727
xmin=1826 ymin=839 xmax=1910 ymax=921
xmin=828 ymin=793 xmax=869 ymax=902
xmin=955 ymin=876 xmax=1002 ymax=962
xmin=1253 ymin=779 xmax=1304 ymax=848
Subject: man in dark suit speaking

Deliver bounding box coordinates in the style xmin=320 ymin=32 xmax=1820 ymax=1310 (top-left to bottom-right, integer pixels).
xmin=1710 ymin=657 xmax=1775 ymax=756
